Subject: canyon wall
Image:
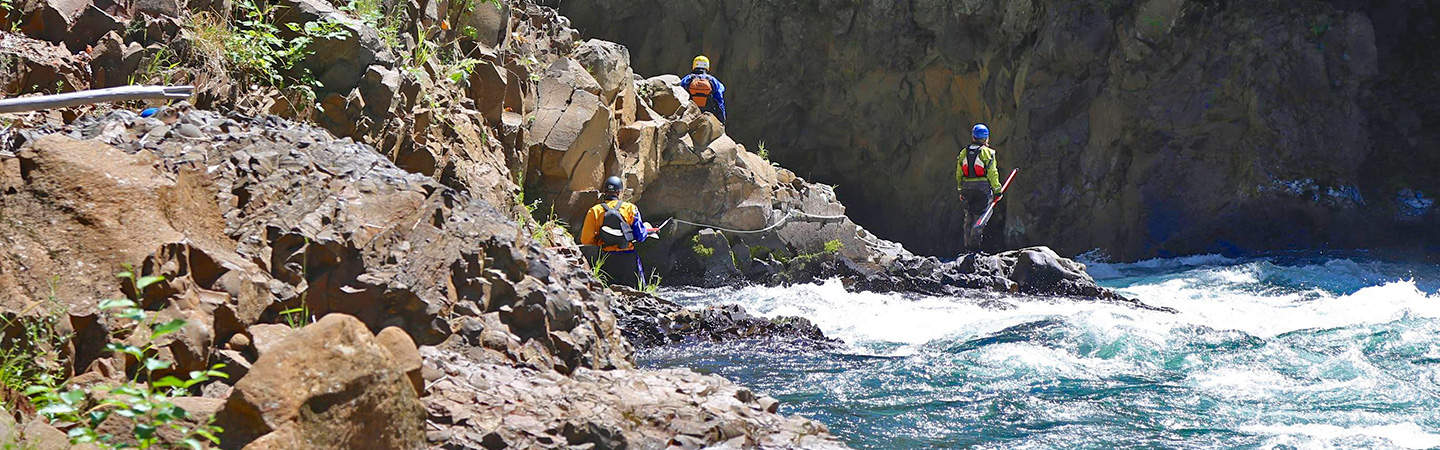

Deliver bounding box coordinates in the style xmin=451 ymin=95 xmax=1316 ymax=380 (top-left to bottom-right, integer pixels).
xmin=555 ymin=0 xmax=1440 ymax=259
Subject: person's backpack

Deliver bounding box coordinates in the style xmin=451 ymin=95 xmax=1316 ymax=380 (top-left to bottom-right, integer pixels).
xmin=961 ymin=145 xmax=987 ymax=178
xmin=599 ymin=202 xmax=636 ymax=247
xmin=688 ymin=76 xmax=713 ymax=108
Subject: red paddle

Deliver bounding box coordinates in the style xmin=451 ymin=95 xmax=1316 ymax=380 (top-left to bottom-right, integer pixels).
xmin=974 ymin=169 xmax=1019 ymax=228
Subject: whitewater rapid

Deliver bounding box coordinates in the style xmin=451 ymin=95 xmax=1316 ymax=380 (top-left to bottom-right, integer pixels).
xmin=644 ymin=254 xmax=1440 ymax=448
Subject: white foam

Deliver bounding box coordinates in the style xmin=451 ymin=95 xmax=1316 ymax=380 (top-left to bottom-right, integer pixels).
xmin=1084 ymin=253 xmax=1242 ymax=280
xmin=1243 ymin=422 xmax=1440 ymax=449
xmin=1122 ymin=277 xmax=1440 ymax=338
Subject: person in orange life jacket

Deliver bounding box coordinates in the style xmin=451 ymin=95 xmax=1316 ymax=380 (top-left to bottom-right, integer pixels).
xmin=680 ymin=55 xmax=727 ymax=123
xmin=956 ymin=123 xmax=1003 ymax=252
xmin=580 ymin=176 xmax=650 ymax=287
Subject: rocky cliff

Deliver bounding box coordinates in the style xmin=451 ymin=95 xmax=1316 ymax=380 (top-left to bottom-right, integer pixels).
xmin=0 ymin=108 xmax=845 ymax=448
xmin=555 ymin=0 xmax=1440 ymax=260
xmin=0 ymin=0 xmax=1152 ymax=446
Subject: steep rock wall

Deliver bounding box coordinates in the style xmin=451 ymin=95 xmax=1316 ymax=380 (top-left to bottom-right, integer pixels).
xmin=555 ymin=0 xmax=1440 ymax=259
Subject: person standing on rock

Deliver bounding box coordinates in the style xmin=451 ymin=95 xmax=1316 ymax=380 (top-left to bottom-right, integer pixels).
xmin=681 ymin=55 xmax=727 ymax=123
xmin=581 ymin=176 xmax=650 ymax=288
xmin=957 ymin=123 xmax=1003 ymax=252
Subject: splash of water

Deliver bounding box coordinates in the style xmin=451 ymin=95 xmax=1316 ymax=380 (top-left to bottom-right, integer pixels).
xmin=644 ymin=255 xmax=1440 ymax=448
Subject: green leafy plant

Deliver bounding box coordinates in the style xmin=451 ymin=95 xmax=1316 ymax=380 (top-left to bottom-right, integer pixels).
xmin=129 ymin=47 xmax=182 ymax=86
xmin=531 ymin=205 xmax=571 ymax=248
xmin=588 ymin=252 xmax=610 ymax=286
xmin=0 ymin=0 xmax=21 ymax=33
xmin=211 ymin=0 xmax=350 ymax=98
xmin=638 ymin=272 xmax=662 ymax=294
xmin=26 ymin=269 xmax=227 ymax=449
xmin=823 ymin=239 xmax=844 ymax=254
xmin=690 ymin=235 xmax=714 ymax=258
xmin=343 ymin=0 xmax=404 ymax=52
xmin=446 ymin=58 xmax=481 ymax=85
xmin=755 ymin=141 xmax=769 ymax=160
xmin=278 ymin=304 xmax=312 ymax=330
xmin=0 ymin=311 xmax=71 ymax=405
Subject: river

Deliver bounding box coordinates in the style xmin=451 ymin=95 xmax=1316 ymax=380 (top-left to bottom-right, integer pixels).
xmin=642 ymin=253 xmax=1440 ymax=448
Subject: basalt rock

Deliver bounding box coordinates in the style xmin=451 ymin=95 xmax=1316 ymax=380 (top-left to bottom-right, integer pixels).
xmin=2 ymin=104 xmax=843 ymax=447
xmin=0 ymin=32 xmax=89 ymax=95
xmin=556 ymin=0 xmax=1440 ymax=259
xmin=3 ymin=106 xmax=632 ymax=373
xmin=215 ymin=314 xmax=425 ymax=449
xmin=608 ymin=286 xmax=836 ymax=349
xmin=422 ymin=346 xmax=847 ymax=449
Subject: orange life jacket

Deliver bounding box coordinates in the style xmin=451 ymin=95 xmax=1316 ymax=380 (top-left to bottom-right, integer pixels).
xmin=688 ymin=77 xmax=713 ymax=107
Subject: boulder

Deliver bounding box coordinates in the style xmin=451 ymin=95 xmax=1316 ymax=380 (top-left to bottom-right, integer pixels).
xmin=609 ymin=287 xmax=836 ymax=349
xmin=19 ymin=418 xmax=68 ymax=450
xmin=359 ymin=65 xmax=400 ymax=118
xmin=691 ymin=229 xmax=739 ymax=284
xmin=642 ymin=75 xmax=686 ymax=117
xmin=132 ymin=0 xmax=181 ymax=18
xmin=215 ymin=314 xmax=425 ymax=448
xmin=529 ymin=58 xmax=614 ymax=192
xmin=274 ymin=0 xmax=392 ymax=93
xmin=572 ymin=39 xmax=632 ymax=103
xmin=18 ymin=0 xmax=87 ymax=46
xmin=464 ymin=58 xmax=507 ymax=123
xmin=1005 ymin=246 xmax=1097 ymax=295
xmin=68 ymin=5 xmax=125 ymax=51
xmin=89 ymin=31 xmax=145 ymax=88
xmin=246 ymin=323 xmax=295 ymax=359
xmin=0 ymin=408 xmax=13 ymax=447
xmin=375 ymin=326 xmax=424 ymax=397
xmin=423 ymin=348 xmax=846 ymax=449
xmin=0 ymin=33 xmax=90 ymax=94
xmin=451 ymin=0 xmax=510 ymax=50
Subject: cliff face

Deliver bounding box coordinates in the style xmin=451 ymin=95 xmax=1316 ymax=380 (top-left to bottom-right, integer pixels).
xmin=554 ymin=0 xmax=1440 ymax=259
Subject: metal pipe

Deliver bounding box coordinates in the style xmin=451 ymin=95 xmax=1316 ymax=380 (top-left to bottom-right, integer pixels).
xmin=0 ymin=85 xmax=193 ymax=113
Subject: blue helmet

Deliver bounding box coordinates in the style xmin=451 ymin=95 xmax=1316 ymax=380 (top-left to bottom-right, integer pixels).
xmin=972 ymin=123 xmax=990 ymax=140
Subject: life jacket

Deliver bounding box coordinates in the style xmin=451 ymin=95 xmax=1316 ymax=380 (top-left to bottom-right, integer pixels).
xmin=598 ymin=201 xmax=635 ymax=247
xmin=960 ymin=145 xmax=988 ymax=178
xmin=688 ymin=76 xmax=713 ymax=108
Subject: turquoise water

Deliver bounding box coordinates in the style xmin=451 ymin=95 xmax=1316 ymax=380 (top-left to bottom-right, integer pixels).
xmin=641 ymin=254 xmax=1440 ymax=448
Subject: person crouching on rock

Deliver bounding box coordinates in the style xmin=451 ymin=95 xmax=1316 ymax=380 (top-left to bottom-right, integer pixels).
xmin=957 ymin=123 xmax=1002 ymax=253
xmin=581 ymin=176 xmax=649 ymax=287
xmin=681 ymin=55 xmax=727 ymax=124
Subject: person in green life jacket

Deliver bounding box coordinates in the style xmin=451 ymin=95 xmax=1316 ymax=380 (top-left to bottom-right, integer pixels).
xmin=956 ymin=123 xmax=1002 ymax=252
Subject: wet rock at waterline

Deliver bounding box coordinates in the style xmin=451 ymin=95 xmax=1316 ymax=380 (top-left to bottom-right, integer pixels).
xmin=609 ymin=286 xmax=837 ymax=349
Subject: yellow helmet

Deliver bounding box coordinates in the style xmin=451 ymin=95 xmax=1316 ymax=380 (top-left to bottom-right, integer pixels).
xmin=692 ymin=55 xmax=710 ymax=71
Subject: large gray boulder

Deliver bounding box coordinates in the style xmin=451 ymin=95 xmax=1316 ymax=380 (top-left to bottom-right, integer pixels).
xmin=572 ymin=39 xmax=632 ymax=103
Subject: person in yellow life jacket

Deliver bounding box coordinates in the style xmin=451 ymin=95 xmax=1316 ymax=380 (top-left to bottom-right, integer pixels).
xmin=580 ymin=176 xmax=650 ymax=287
xmin=956 ymin=123 xmax=1002 ymax=252
xmin=680 ymin=55 xmax=727 ymax=123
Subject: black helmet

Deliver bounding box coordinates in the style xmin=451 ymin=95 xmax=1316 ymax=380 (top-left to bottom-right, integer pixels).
xmin=602 ymin=176 xmax=623 ymax=193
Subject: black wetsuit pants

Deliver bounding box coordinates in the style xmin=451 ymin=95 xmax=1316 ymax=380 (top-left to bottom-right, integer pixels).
xmin=961 ymin=182 xmax=994 ymax=251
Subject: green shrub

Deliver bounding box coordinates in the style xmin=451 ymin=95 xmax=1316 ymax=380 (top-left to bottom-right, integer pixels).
xmin=823 ymin=239 xmax=844 ymax=254
xmin=0 ymin=310 xmax=71 ymax=406
xmin=26 ymin=268 xmax=227 ymax=449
